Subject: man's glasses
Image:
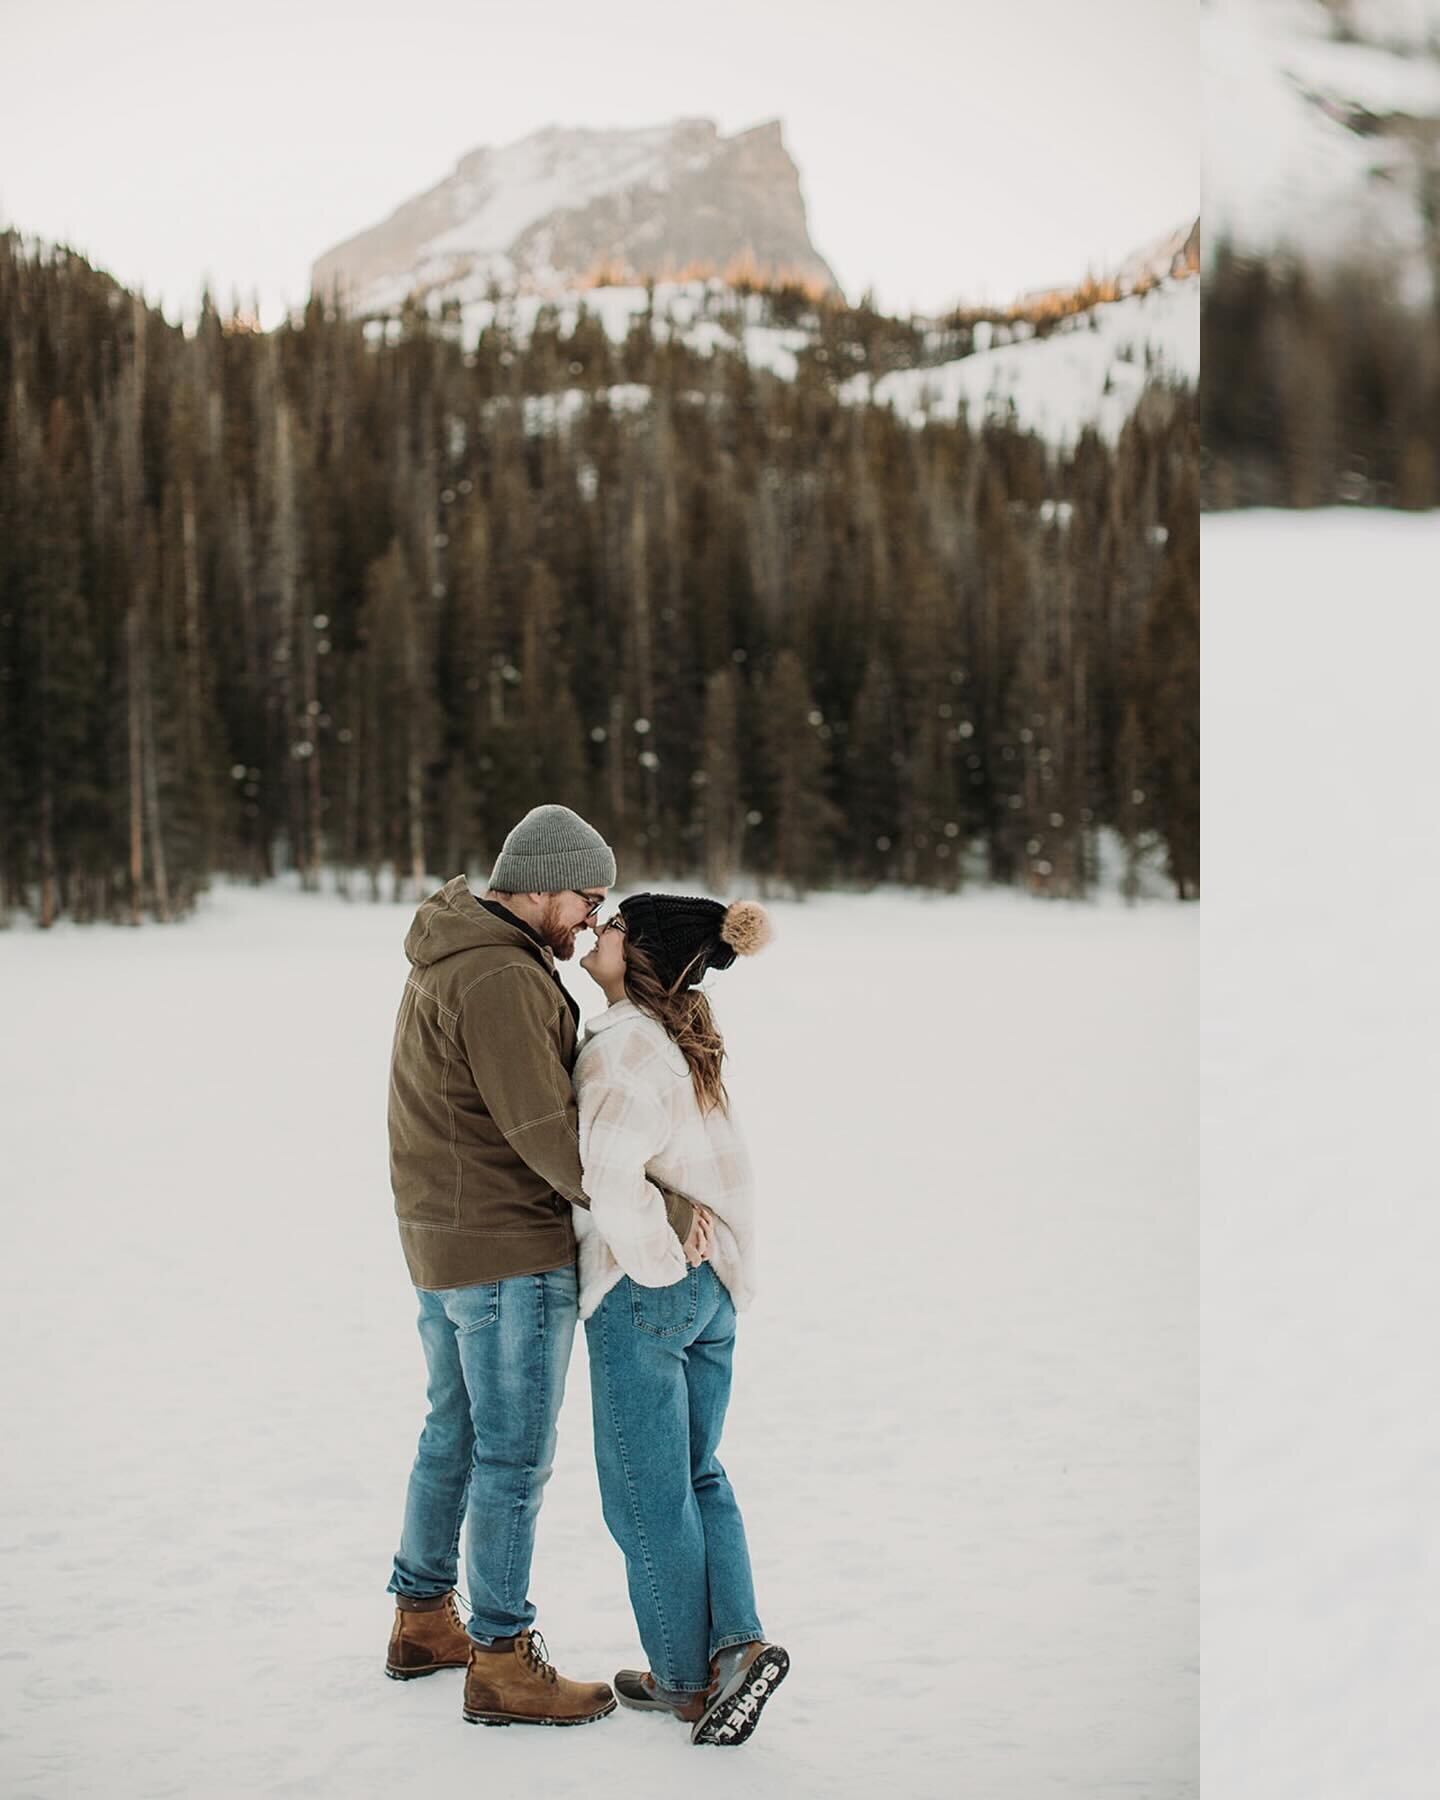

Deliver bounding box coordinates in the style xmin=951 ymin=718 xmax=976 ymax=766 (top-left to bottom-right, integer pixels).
xmin=570 ymin=891 xmax=605 ymax=919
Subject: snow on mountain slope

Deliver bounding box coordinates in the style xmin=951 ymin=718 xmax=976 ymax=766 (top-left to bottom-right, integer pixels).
xmin=841 ymin=279 xmax=1200 ymax=446
xmin=1204 ymin=0 xmax=1440 ymax=295
xmin=314 ymin=119 xmax=837 ymax=313
xmin=363 ymin=267 xmax=1197 ymax=448
xmin=329 ymin=110 xmax=1194 ymax=448
xmin=378 ymin=277 xmax=818 ymax=378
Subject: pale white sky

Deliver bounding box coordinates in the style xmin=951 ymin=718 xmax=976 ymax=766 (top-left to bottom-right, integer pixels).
xmin=1 ymin=0 xmax=1196 ymax=324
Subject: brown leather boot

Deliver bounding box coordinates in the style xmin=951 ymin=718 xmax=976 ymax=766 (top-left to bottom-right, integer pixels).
xmin=385 ymin=1591 xmax=473 ymax=1680
xmin=462 ymin=1629 xmax=616 ymax=1727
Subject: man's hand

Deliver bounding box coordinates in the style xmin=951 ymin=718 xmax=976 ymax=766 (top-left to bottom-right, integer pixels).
xmin=681 ymin=1203 xmax=714 ymax=1268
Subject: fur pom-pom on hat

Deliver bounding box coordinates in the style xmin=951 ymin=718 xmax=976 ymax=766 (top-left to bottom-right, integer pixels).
xmin=720 ymin=900 xmax=773 ymax=957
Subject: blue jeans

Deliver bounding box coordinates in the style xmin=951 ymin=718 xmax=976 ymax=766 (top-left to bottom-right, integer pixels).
xmin=585 ymin=1263 xmax=762 ymax=1692
xmin=388 ymin=1266 xmax=577 ymax=1643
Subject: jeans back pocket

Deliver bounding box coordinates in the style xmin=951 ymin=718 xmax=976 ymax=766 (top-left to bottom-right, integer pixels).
xmin=442 ymin=1280 xmax=501 ymax=1334
xmin=628 ymin=1270 xmax=699 ymax=1339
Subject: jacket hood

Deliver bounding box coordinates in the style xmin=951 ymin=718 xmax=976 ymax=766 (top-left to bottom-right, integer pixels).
xmin=404 ymin=876 xmax=552 ymax=970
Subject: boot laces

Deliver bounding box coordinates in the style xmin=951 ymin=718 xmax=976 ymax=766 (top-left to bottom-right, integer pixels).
xmin=523 ymin=1629 xmax=558 ymax=1684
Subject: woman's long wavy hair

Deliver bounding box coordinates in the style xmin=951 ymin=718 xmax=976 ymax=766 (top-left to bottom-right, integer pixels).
xmin=623 ymin=940 xmax=730 ymax=1116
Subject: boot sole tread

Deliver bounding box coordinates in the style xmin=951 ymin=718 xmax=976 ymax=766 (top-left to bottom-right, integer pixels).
xmin=692 ymin=1646 xmax=790 ymax=1747
xmin=463 ymin=1699 xmax=617 ymax=1727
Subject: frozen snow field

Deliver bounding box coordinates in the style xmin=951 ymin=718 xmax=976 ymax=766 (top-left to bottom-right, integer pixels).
xmin=1 ymin=879 xmax=1195 ymax=1798
xmin=1204 ymin=511 xmax=1440 ymax=1800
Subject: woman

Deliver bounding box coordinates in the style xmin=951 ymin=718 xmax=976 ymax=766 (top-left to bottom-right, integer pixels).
xmin=573 ymin=891 xmax=788 ymax=1747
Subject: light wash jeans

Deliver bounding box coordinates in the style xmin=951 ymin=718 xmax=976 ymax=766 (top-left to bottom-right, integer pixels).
xmin=585 ymin=1262 xmax=763 ymax=1692
xmin=388 ymin=1265 xmax=577 ymax=1643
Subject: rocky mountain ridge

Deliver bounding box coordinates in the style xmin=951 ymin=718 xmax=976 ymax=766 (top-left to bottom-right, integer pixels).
xmin=312 ymin=118 xmax=837 ymax=313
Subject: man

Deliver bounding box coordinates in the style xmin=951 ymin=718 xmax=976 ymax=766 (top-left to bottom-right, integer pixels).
xmin=382 ymin=803 xmax=707 ymax=1728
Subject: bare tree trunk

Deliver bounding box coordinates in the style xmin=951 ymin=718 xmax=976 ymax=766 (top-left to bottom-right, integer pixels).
xmin=126 ymin=606 xmax=144 ymax=926
xmin=339 ymin=695 xmax=360 ymax=900
xmin=1117 ymin=700 xmax=1143 ymax=904
xmin=357 ymin=664 xmax=382 ymax=902
xmin=139 ymin=586 xmax=171 ymax=922
xmin=702 ymin=667 xmax=741 ymax=891
xmin=398 ymin=576 xmax=428 ymax=902
xmin=607 ymin=691 xmax=627 ymax=849
xmin=299 ymin=587 xmax=322 ymax=891
xmin=38 ymin=773 xmax=55 ymax=929
xmin=272 ymin=398 xmax=305 ymax=884
xmin=1071 ymin=565 xmax=1091 ymax=894
xmin=234 ymin=489 xmax=260 ymax=693
xmin=180 ymin=479 xmax=206 ymax=869
xmin=407 ymin=744 xmax=426 ymax=901
xmin=122 ymin=297 xmax=148 ymax=926
xmin=36 ymin=566 xmax=56 ymax=927
xmin=628 ymin=491 xmax=659 ymax=843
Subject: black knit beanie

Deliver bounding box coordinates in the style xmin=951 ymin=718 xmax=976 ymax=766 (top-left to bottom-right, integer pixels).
xmin=619 ymin=893 xmax=773 ymax=991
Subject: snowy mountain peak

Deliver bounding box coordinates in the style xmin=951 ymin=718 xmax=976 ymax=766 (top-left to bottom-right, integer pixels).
xmin=1113 ymin=219 xmax=1202 ymax=293
xmin=312 ymin=118 xmax=837 ymax=313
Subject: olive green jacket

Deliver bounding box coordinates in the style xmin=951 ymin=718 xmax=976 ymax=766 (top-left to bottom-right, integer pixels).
xmin=388 ymin=876 xmax=693 ymax=1289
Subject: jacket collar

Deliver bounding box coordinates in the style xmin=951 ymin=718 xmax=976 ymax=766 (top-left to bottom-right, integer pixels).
xmin=476 ymin=897 xmax=552 ymax=961
xmin=584 ymin=998 xmax=644 ymax=1037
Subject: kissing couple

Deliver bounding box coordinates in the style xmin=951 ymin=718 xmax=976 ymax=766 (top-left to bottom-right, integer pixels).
xmin=381 ymin=804 xmax=788 ymax=1748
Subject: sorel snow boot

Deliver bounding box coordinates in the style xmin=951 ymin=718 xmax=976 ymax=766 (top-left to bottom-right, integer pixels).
xmin=691 ymin=1640 xmax=791 ymax=1746
xmin=613 ymin=1668 xmax=707 ymax=1723
xmin=462 ymin=1629 xmax=616 ymax=1728
xmin=385 ymin=1590 xmax=473 ymax=1680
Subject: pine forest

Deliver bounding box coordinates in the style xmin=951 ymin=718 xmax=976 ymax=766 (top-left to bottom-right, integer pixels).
xmin=0 ymin=233 xmax=1199 ymax=925
xmin=1203 ymin=239 xmax=1440 ymax=512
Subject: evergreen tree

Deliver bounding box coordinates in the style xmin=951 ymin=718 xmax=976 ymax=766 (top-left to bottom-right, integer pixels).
xmin=699 ymin=665 xmax=743 ymax=891
xmin=760 ymin=651 xmax=840 ymax=894
xmin=1136 ymin=466 xmax=1200 ymax=899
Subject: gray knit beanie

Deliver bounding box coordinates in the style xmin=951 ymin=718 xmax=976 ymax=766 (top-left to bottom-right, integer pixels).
xmin=488 ymin=804 xmax=617 ymax=894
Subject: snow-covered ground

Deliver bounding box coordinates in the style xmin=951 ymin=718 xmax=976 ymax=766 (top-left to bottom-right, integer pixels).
xmin=1203 ymin=511 xmax=1440 ymax=1799
xmin=1 ymin=882 xmax=1196 ymax=1798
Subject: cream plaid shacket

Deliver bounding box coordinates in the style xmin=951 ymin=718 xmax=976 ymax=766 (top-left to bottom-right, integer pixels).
xmin=572 ymin=998 xmax=756 ymax=1319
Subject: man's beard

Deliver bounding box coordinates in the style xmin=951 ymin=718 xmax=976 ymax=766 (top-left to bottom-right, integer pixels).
xmin=538 ymin=899 xmax=579 ymax=960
